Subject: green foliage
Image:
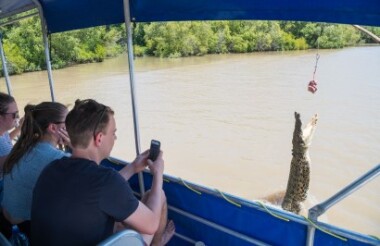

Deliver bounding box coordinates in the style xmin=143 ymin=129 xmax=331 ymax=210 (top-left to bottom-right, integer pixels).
xmin=281 ymin=32 xmax=298 ymax=50
xmin=230 ymin=35 xmax=248 ymax=52
xmin=300 ymin=23 xmax=361 ymax=48
xmin=294 ymin=38 xmax=308 ymax=50
xmin=5 ymin=17 xmax=45 ymax=71
xmin=133 ymin=23 xmax=146 ymax=46
xmin=318 ymin=29 xmax=344 ymax=48
xmin=144 ymin=22 xmax=218 ymax=57
xmin=133 ymin=45 xmax=146 ymax=57
xmin=317 ymin=25 xmax=360 ymax=48
xmin=341 ymin=26 xmax=361 ymax=46
xmin=301 ymin=23 xmax=323 ymax=47
xmin=280 ymin=21 xmax=307 ymax=38
xmin=0 ymin=18 xmax=125 ymax=73
xmin=1 ymin=41 xmax=28 ymax=75
xmin=0 ymin=18 xmax=372 ymax=76
xmin=210 ymin=21 xmax=231 ymax=53
xmin=50 ymin=33 xmax=80 ymax=68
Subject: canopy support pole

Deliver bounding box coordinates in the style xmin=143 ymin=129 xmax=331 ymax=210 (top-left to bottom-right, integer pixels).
xmin=0 ymin=12 xmax=38 ymax=28
xmin=31 ymin=0 xmax=56 ymax=102
xmin=0 ymin=33 xmax=12 ymax=96
xmin=122 ymin=0 xmax=145 ymax=195
xmin=306 ymin=164 xmax=380 ymax=246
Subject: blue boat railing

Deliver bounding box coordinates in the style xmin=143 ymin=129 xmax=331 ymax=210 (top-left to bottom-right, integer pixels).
xmin=306 ymin=164 xmax=380 ymax=246
xmin=104 ymin=158 xmax=380 ymax=246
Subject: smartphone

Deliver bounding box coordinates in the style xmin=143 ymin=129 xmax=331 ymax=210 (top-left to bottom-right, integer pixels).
xmin=148 ymin=139 xmax=161 ymax=161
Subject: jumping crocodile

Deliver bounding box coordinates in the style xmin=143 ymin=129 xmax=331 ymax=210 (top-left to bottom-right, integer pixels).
xmin=281 ymin=112 xmax=318 ymax=214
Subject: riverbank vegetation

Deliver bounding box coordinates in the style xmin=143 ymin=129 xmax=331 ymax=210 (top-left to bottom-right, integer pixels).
xmin=1 ymin=16 xmax=379 ymax=76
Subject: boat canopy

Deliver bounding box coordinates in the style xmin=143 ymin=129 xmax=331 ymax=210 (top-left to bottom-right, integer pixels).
xmin=1 ymin=0 xmax=380 ymax=33
xmin=0 ymin=0 xmax=34 ymax=19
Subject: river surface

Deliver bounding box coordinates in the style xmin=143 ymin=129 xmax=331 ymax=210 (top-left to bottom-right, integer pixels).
xmin=2 ymin=46 xmax=380 ymax=236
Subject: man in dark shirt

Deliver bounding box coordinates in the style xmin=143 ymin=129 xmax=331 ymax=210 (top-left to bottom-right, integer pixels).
xmin=32 ymin=99 xmax=174 ymax=246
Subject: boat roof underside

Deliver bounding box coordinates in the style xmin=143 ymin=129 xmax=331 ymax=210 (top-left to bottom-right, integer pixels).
xmin=1 ymin=0 xmax=380 ymax=34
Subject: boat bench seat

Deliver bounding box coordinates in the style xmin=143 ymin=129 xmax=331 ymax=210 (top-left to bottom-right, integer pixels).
xmin=97 ymin=229 xmax=144 ymax=246
xmin=0 ymin=232 xmax=11 ymax=246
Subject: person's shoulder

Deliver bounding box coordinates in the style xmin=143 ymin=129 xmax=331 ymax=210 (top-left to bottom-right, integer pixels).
xmin=53 ymin=157 xmax=90 ymax=167
xmin=60 ymin=158 xmax=116 ymax=176
xmin=35 ymin=141 xmax=56 ymax=150
xmin=43 ymin=156 xmax=70 ymax=169
xmin=38 ymin=157 xmax=88 ymax=179
xmin=0 ymin=132 xmax=12 ymax=156
xmin=97 ymin=164 xmax=121 ymax=178
xmin=0 ymin=131 xmax=10 ymax=139
xmin=36 ymin=142 xmax=66 ymax=156
xmin=74 ymin=161 xmax=124 ymax=187
xmin=0 ymin=132 xmax=11 ymax=143
xmin=98 ymin=166 xmax=132 ymax=200
xmin=95 ymin=164 xmax=125 ymax=184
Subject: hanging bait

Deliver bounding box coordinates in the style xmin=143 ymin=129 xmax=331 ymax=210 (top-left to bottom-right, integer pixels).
xmin=308 ymin=53 xmax=320 ymax=94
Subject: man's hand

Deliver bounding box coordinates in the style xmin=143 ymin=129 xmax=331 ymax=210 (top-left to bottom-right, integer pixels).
xmin=147 ymin=151 xmax=164 ymax=177
xmin=131 ymin=149 xmax=150 ymax=173
xmin=119 ymin=149 xmax=164 ymax=181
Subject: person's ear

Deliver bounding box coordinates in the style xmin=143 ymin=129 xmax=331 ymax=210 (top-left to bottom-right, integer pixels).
xmin=94 ymin=132 xmax=103 ymax=147
xmin=47 ymin=123 xmax=58 ymax=134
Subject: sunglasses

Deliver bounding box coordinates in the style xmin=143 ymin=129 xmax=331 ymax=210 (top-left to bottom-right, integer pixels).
xmin=1 ymin=111 xmax=19 ymax=119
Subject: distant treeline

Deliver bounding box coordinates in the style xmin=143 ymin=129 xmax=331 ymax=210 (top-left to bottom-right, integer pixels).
xmin=1 ymin=16 xmax=379 ymax=76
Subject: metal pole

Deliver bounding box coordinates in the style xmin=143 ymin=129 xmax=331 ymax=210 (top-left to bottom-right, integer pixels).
xmin=122 ymin=0 xmax=145 ymax=194
xmin=306 ymin=164 xmax=380 ymax=246
xmin=169 ymin=206 xmax=271 ymax=246
xmin=31 ymin=0 xmax=56 ymax=102
xmin=306 ymin=226 xmax=316 ymax=246
xmin=0 ymin=12 xmax=38 ymax=28
xmin=0 ymin=33 xmax=12 ymax=95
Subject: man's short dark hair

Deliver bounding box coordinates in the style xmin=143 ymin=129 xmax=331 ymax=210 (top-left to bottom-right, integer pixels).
xmin=66 ymin=99 xmax=114 ymax=148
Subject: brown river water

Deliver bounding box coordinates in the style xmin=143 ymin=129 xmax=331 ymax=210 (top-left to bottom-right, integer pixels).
xmin=2 ymin=46 xmax=379 ymax=236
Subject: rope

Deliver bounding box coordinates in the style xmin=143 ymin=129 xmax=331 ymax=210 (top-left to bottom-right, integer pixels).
xmin=179 ymin=178 xmax=202 ymax=195
xmin=215 ymin=189 xmax=241 ymax=207
xmin=312 ymin=39 xmax=320 ymax=81
xmin=369 ymin=235 xmax=380 ymax=241
xmin=302 ymin=216 xmax=347 ymax=241
xmin=257 ymin=201 xmax=289 ymax=222
xmin=312 ymin=54 xmax=320 ymax=81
